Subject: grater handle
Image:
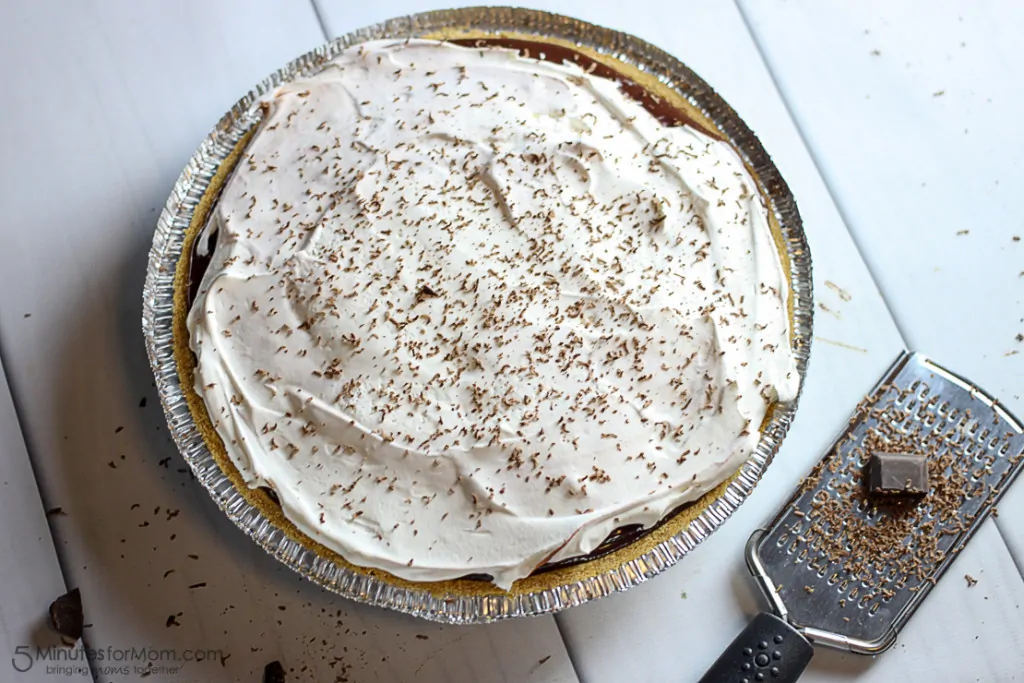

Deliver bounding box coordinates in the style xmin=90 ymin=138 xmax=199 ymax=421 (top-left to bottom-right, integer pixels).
xmin=697 ymin=612 xmax=813 ymax=683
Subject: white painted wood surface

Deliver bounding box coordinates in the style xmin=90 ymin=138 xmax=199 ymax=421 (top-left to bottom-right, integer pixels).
xmin=0 ymin=359 xmax=90 ymax=682
xmin=0 ymin=2 xmax=576 ymax=682
xmin=1 ymin=0 xmax=1022 ymax=682
xmin=737 ymin=0 xmax=1024 ymax=571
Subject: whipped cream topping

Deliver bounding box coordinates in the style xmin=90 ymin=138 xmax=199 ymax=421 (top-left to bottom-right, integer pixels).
xmin=188 ymin=39 xmax=799 ymax=588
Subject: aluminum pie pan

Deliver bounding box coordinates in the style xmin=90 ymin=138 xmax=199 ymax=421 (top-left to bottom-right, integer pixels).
xmin=142 ymin=6 xmax=813 ymax=624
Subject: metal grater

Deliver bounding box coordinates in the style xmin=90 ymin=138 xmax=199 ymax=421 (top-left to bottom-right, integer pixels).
xmin=700 ymin=352 xmax=1024 ymax=682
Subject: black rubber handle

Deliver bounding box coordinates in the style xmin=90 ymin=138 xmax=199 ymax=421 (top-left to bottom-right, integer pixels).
xmin=697 ymin=612 xmax=813 ymax=683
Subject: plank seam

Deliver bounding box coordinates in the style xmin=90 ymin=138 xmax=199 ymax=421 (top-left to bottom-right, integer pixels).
xmin=308 ymin=0 xmax=332 ymax=40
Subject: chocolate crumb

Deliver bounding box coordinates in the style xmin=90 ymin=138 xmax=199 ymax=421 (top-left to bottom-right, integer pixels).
xmin=188 ymin=582 xmax=207 ymax=589
xmin=140 ymin=397 xmax=148 ymax=408
xmin=46 ymin=507 xmax=66 ymax=517
xmin=115 ymin=426 xmax=124 ymax=433
xmin=165 ymin=613 xmax=182 ymax=627
xmin=415 ymin=284 xmax=439 ymax=302
xmin=415 ymin=634 xmax=429 ymax=640
xmin=48 ymin=588 xmax=83 ymax=642
xmin=538 ymin=655 xmax=552 ymax=666
xmin=965 ymin=574 xmax=978 ymax=588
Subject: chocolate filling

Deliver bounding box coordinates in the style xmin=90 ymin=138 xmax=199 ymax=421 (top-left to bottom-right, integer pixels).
xmin=186 ymin=38 xmax=721 ymax=580
xmin=448 ymin=37 xmax=716 ymax=134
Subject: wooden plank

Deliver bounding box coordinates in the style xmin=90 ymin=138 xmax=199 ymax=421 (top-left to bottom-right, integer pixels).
xmin=0 ymin=2 xmax=578 ymax=682
xmin=312 ymin=0 xmax=1022 ymax=680
xmin=0 ymin=360 xmax=91 ymax=682
xmin=737 ymin=0 xmax=1024 ymax=571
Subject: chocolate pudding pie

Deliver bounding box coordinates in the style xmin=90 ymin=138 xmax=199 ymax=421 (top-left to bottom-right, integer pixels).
xmin=174 ymin=35 xmax=799 ymax=590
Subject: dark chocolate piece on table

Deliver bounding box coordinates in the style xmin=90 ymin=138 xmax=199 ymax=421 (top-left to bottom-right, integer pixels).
xmin=868 ymin=451 xmax=929 ymax=496
xmin=263 ymin=660 xmax=286 ymax=683
xmin=48 ymin=587 xmax=83 ymax=642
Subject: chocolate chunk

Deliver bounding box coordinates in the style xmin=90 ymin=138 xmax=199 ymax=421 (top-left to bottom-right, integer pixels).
xmin=49 ymin=588 xmax=83 ymax=641
xmin=263 ymin=660 xmax=286 ymax=683
xmin=868 ymin=451 xmax=928 ymax=496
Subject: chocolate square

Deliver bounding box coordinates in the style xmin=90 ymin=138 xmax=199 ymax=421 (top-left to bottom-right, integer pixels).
xmin=868 ymin=452 xmax=929 ymax=496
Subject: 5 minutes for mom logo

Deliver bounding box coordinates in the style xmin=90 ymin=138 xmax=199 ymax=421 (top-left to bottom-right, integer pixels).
xmin=11 ymin=644 xmax=225 ymax=675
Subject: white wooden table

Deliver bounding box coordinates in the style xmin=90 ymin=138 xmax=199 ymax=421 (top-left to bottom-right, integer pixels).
xmin=0 ymin=1 xmax=1020 ymax=681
